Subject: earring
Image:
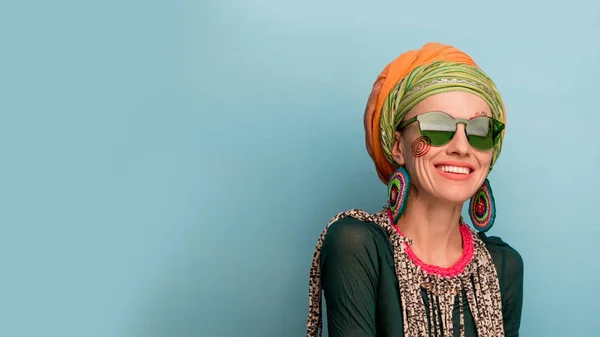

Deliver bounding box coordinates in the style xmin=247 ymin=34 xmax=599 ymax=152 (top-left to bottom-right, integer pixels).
xmin=388 ymin=166 xmax=410 ymax=225
xmin=469 ymin=179 xmax=496 ymax=232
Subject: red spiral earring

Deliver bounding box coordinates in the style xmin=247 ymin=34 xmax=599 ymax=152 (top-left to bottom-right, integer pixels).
xmin=469 ymin=179 xmax=496 ymax=232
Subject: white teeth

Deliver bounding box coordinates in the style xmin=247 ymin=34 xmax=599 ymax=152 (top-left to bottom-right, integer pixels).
xmin=436 ymin=165 xmax=472 ymax=175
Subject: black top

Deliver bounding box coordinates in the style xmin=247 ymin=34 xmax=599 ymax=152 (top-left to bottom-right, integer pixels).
xmin=320 ymin=216 xmax=524 ymax=337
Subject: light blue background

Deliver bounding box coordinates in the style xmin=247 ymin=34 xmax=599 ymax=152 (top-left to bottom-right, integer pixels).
xmin=1 ymin=1 xmax=599 ymax=336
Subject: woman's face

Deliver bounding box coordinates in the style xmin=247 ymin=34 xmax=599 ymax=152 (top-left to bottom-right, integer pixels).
xmin=392 ymin=91 xmax=493 ymax=204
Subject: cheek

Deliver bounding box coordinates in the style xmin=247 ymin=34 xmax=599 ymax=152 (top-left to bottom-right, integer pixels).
xmin=476 ymin=150 xmax=494 ymax=168
xmin=411 ymin=136 xmax=431 ymax=158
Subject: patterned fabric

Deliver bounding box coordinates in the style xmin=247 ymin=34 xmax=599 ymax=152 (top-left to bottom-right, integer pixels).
xmin=379 ymin=61 xmax=505 ymax=169
xmin=363 ymin=42 xmax=507 ymax=184
xmin=306 ymin=208 xmax=505 ymax=337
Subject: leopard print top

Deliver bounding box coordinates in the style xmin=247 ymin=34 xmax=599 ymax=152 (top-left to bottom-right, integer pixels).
xmin=306 ymin=208 xmax=504 ymax=337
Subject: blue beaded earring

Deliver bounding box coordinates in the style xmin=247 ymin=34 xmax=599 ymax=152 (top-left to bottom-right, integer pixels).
xmin=469 ymin=179 xmax=496 ymax=232
xmin=388 ymin=166 xmax=410 ymax=225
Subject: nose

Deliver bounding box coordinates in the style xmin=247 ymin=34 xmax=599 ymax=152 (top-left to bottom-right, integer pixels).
xmin=445 ymin=124 xmax=470 ymax=157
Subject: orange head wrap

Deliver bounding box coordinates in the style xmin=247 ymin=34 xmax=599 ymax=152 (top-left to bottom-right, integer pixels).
xmin=364 ymin=42 xmax=506 ymax=184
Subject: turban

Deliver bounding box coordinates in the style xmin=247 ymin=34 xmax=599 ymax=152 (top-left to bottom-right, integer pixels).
xmin=364 ymin=42 xmax=506 ymax=184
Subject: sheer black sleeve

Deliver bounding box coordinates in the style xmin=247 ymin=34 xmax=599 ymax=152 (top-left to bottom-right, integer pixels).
xmin=320 ymin=217 xmax=386 ymax=337
xmin=481 ymin=234 xmax=525 ymax=337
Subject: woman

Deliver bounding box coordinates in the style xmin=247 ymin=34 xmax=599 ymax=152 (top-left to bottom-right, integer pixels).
xmin=305 ymin=42 xmax=524 ymax=337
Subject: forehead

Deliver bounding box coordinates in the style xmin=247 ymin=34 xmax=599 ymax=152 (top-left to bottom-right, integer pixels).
xmin=403 ymin=91 xmax=491 ymax=120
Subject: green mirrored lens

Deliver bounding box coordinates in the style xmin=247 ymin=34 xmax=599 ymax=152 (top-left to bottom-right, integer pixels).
xmin=420 ymin=130 xmax=454 ymax=146
xmin=417 ymin=112 xmax=455 ymax=146
xmin=466 ymin=134 xmax=493 ymax=150
xmin=466 ymin=117 xmax=493 ymax=150
xmin=418 ymin=112 xmax=456 ymax=132
xmin=465 ymin=117 xmax=490 ymax=137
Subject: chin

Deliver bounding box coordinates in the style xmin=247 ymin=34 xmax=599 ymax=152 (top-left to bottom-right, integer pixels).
xmin=428 ymin=168 xmax=484 ymax=203
xmin=434 ymin=185 xmax=475 ymax=204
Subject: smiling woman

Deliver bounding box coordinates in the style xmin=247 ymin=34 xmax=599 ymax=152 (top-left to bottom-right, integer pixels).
xmin=305 ymin=43 xmax=523 ymax=337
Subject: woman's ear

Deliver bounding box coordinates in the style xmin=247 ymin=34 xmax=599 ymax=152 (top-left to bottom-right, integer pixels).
xmin=391 ymin=130 xmax=406 ymax=166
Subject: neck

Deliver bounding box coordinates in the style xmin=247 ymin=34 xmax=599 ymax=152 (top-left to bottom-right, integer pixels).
xmin=394 ymin=187 xmax=465 ymax=268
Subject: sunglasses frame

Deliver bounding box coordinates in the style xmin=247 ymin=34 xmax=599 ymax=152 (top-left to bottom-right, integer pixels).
xmin=396 ymin=111 xmax=505 ymax=150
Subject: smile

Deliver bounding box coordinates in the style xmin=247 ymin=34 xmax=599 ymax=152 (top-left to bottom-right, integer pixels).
xmin=434 ymin=163 xmax=474 ymax=181
xmin=436 ymin=165 xmax=472 ymax=175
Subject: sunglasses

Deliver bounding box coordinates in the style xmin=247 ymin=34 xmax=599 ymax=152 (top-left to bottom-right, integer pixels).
xmin=397 ymin=111 xmax=505 ymax=151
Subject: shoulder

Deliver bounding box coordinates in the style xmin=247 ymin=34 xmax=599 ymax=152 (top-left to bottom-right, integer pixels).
xmin=479 ymin=233 xmax=523 ymax=268
xmin=321 ymin=212 xmax=391 ymax=258
xmin=478 ymin=233 xmax=524 ymax=287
